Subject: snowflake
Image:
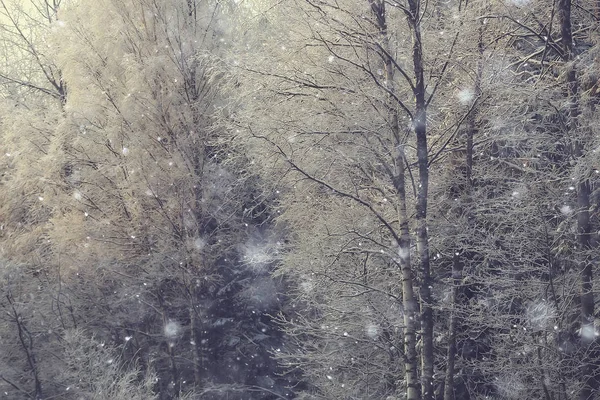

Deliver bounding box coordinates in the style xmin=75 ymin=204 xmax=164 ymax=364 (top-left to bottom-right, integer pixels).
xmin=164 ymin=321 xmax=180 ymax=338
xmin=560 ymin=205 xmax=572 ymax=215
xmin=397 ymin=246 xmax=409 ymax=260
xmin=457 ymin=88 xmax=475 ymax=105
xmin=365 ymin=323 xmax=380 ymax=339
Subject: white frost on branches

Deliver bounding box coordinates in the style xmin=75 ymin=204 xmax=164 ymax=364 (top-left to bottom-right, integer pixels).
xmin=526 ymin=301 xmax=556 ymax=331
xmin=495 ymin=373 xmax=525 ymax=399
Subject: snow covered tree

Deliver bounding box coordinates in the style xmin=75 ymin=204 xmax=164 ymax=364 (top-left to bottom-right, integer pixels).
xmin=0 ymin=0 xmax=291 ymax=398
xmin=225 ymin=0 xmax=482 ymax=397
xmin=0 ymin=0 xmax=66 ymax=103
xmin=429 ymin=0 xmax=600 ymax=397
xmin=56 ymin=329 xmax=158 ymax=400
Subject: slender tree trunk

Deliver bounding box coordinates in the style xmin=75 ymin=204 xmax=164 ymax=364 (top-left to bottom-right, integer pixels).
xmin=159 ymin=296 xmax=179 ymax=396
xmin=443 ymin=255 xmax=462 ymax=400
xmin=558 ymin=1 xmax=598 ymax=398
xmin=190 ymin=285 xmax=203 ymax=387
xmin=396 ymin=144 xmax=422 ymax=400
xmin=368 ymin=2 xmax=422 ymax=398
xmin=406 ymin=1 xmax=434 ymax=397
xmin=444 ymin=17 xmax=482 ymax=400
xmin=537 ymin=345 xmax=553 ymax=400
xmin=7 ymin=293 xmax=43 ymax=400
xmin=577 ymin=176 xmax=596 ymax=400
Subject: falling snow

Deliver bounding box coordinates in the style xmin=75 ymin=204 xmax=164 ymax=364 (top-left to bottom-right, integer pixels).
xmin=560 ymin=205 xmax=572 ymax=215
xmin=398 ymin=246 xmax=409 ymax=260
xmin=457 ymin=88 xmax=475 ymax=105
xmin=579 ymin=323 xmax=598 ymax=341
xmin=164 ymin=321 xmax=180 ymax=338
xmin=365 ymin=323 xmax=380 ymax=339
xmin=300 ymin=278 xmax=314 ymax=293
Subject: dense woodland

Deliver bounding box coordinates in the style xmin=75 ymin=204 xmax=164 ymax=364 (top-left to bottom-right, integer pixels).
xmin=0 ymin=0 xmax=598 ymax=399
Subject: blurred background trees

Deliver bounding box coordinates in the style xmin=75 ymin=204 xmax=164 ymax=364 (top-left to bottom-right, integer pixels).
xmin=0 ymin=0 xmax=291 ymax=399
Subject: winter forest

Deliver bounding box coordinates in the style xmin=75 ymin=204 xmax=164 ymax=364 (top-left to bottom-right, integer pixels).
xmin=0 ymin=0 xmax=599 ymax=399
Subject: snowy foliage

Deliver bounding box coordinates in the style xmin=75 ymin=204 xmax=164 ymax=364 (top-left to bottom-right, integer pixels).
xmin=60 ymin=330 xmax=157 ymax=400
xmin=495 ymin=373 xmax=526 ymax=399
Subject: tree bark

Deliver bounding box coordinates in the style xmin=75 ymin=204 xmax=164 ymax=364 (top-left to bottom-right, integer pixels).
xmin=396 ymin=144 xmax=422 ymax=400
xmin=7 ymin=293 xmax=43 ymax=400
xmin=190 ymin=286 xmax=203 ymax=388
xmin=406 ymin=1 xmax=434 ymax=397
xmin=368 ymin=2 xmax=423 ymax=398
xmin=443 ymin=255 xmax=462 ymax=400
xmin=558 ymin=0 xmax=598 ymax=398
xmin=444 ymin=17 xmax=482 ymax=400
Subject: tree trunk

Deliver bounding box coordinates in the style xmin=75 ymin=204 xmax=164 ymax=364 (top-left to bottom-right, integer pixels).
xmin=190 ymin=285 xmax=203 ymax=388
xmin=445 ymin=18 xmax=482 ymax=400
xmin=558 ymin=0 xmax=598 ymax=398
xmin=396 ymin=144 xmax=422 ymax=400
xmin=368 ymin=2 xmax=423 ymax=398
xmin=159 ymin=296 xmax=179 ymax=396
xmin=406 ymin=1 xmax=434 ymax=397
xmin=7 ymin=293 xmax=43 ymax=400
xmin=443 ymin=255 xmax=462 ymax=400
